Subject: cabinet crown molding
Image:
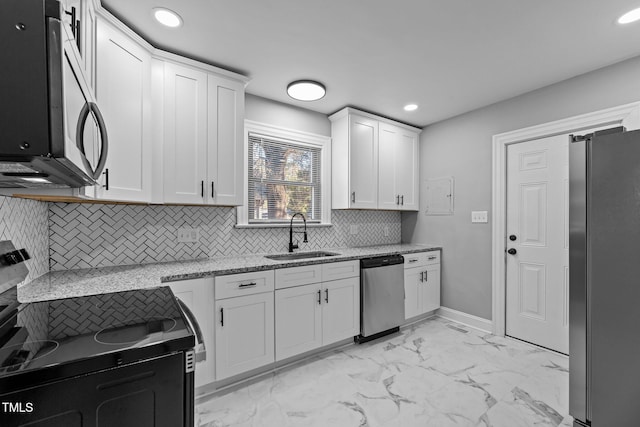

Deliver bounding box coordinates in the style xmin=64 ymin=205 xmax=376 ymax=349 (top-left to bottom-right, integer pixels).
xmin=329 ymin=107 xmax=422 ymax=133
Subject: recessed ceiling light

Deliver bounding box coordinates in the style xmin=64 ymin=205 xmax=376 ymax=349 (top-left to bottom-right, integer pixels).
xmin=618 ymin=7 xmax=640 ymax=24
xmin=287 ymin=80 xmax=326 ymax=101
xmin=153 ymin=8 xmax=182 ymax=28
xmin=404 ymin=104 xmax=418 ymax=112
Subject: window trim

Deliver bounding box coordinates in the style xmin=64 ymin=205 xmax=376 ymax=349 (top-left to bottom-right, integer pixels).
xmin=237 ymin=120 xmax=332 ymax=227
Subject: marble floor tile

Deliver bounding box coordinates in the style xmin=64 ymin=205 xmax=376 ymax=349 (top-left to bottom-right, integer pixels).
xmin=196 ymin=317 xmax=570 ymax=427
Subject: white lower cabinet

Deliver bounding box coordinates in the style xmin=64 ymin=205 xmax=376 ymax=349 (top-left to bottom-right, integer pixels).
xmin=404 ymin=251 xmax=441 ymax=320
xmin=275 ymin=284 xmax=322 ymax=360
xmin=275 ymin=262 xmax=360 ymax=361
xmin=168 ymin=278 xmax=215 ymax=388
xmin=214 ymin=271 xmax=275 ymax=381
xmin=321 ymin=277 xmax=360 ymax=345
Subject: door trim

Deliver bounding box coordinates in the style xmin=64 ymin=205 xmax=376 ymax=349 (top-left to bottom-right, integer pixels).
xmin=491 ymin=101 xmax=640 ymax=336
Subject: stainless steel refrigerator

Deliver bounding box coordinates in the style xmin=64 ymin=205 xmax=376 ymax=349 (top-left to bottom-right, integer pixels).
xmin=569 ymin=127 xmax=640 ymax=427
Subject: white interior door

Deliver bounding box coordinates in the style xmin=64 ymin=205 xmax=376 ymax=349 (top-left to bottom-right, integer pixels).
xmin=506 ymin=134 xmax=569 ymax=354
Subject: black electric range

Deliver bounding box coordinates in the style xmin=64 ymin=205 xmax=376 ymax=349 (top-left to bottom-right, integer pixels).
xmin=0 ymin=261 xmax=196 ymax=427
xmin=0 ymin=286 xmax=195 ymax=390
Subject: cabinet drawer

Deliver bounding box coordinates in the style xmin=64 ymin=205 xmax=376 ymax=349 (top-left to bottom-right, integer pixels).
xmin=322 ymin=260 xmax=360 ymax=282
xmin=403 ymin=251 xmax=440 ymax=269
xmin=215 ymin=270 xmax=275 ymax=299
xmin=275 ymin=264 xmax=323 ymax=290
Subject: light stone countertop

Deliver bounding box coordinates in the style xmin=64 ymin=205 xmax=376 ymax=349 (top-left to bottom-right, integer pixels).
xmin=19 ymin=244 xmax=441 ymax=303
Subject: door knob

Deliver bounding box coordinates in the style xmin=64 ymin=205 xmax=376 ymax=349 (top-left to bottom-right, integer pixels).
xmin=509 ymin=235 xmax=517 ymax=241
xmin=507 ymin=248 xmax=517 ymax=255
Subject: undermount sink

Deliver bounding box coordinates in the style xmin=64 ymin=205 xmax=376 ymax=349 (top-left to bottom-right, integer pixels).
xmin=264 ymin=251 xmax=340 ymax=261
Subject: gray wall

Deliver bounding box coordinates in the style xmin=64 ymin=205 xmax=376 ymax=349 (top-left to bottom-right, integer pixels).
xmin=402 ymin=54 xmax=640 ymax=320
xmin=245 ymin=94 xmax=331 ymax=136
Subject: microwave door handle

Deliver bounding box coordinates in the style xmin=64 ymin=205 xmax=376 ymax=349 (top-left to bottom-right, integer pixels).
xmin=75 ymin=101 xmax=94 ymax=177
xmin=75 ymin=101 xmax=109 ymax=180
xmin=90 ymin=102 xmax=109 ymax=179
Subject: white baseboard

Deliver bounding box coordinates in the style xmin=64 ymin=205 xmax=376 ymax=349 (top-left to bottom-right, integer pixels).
xmin=437 ymin=307 xmax=493 ymax=334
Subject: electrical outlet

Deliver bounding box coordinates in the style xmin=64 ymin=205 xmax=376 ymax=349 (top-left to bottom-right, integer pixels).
xmin=471 ymin=211 xmax=488 ymax=223
xmin=349 ymin=225 xmax=359 ymax=235
xmin=384 ymin=226 xmax=390 ymax=237
xmin=177 ymin=227 xmax=200 ymax=243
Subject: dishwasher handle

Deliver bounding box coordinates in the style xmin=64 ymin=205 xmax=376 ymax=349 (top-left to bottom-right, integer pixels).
xmin=360 ymin=254 xmax=404 ymax=269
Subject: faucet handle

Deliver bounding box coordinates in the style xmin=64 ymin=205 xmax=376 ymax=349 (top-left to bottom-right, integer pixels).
xmin=303 ymin=232 xmax=308 ymax=243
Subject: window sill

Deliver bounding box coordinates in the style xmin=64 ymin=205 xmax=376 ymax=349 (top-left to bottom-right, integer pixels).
xmin=234 ymin=223 xmax=333 ymax=229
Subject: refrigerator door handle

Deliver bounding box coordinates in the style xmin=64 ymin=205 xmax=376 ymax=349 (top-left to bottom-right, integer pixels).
xmin=569 ymin=137 xmax=589 ymax=424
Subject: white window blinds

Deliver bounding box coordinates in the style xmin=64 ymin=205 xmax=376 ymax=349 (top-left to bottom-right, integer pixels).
xmin=248 ymin=133 xmax=322 ymax=223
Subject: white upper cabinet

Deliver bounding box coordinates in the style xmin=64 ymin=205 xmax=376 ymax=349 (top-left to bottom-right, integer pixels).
xmin=331 ymin=113 xmax=379 ymax=209
xmin=206 ymin=75 xmax=244 ymax=206
xmin=161 ymin=63 xmax=245 ymax=206
xmin=378 ymin=123 xmax=419 ymax=211
xmin=61 ymin=0 xmax=96 ymax=90
xmin=92 ymin=18 xmax=152 ymax=202
xmin=330 ymin=107 xmax=420 ymax=211
xmin=162 ymin=62 xmax=209 ymax=204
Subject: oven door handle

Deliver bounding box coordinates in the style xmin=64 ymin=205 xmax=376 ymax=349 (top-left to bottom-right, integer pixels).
xmin=176 ymin=298 xmax=206 ymax=362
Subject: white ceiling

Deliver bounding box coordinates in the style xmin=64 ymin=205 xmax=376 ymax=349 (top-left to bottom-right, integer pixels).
xmin=102 ymin=0 xmax=640 ymax=128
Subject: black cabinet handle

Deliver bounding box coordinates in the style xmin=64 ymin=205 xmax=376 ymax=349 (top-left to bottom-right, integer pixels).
xmin=396 ymin=195 xmax=400 ymax=205
xmin=201 ymin=181 xmax=204 ymax=198
xmin=220 ymin=307 xmax=224 ymax=326
xmin=428 ymin=256 xmax=436 ymax=260
xmin=325 ymin=289 xmax=329 ymax=303
xmin=424 ymin=270 xmax=428 ymax=282
xmin=401 ymin=195 xmax=404 ymax=205
xmin=103 ymin=168 xmax=109 ymax=190
xmin=317 ymin=289 xmax=321 ymax=305
xmin=420 ymin=271 xmax=424 ymax=282
xmin=351 ymin=192 xmax=356 ymax=203
xmin=507 ymin=248 xmax=517 ymax=255
xmin=238 ymin=282 xmax=257 ymax=288
xmin=509 ymin=235 xmax=517 ymax=241
xmin=211 ymin=181 xmax=215 ymax=198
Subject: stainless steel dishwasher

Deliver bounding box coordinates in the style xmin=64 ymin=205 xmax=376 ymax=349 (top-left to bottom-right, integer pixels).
xmin=357 ymin=254 xmax=405 ymax=343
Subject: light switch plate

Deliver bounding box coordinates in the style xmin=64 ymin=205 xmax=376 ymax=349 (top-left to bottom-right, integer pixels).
xmin=471 ymin=211 xmax=488 ymax=223
xmin=177 ymin=227 xmax=200 ymax=243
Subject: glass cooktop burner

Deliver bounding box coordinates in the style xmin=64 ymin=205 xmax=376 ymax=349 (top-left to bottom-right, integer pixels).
xmin=94 ymin=317 xmax=177 ymax=345
xmin=0 ymin=340 xmax=59 ymax=372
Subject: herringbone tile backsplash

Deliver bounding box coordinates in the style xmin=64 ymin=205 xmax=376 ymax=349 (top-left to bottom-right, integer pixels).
xmin=0 ymin=196 xmax=49 ymax=284
xmin=49 ymin=204 xmax=401 ymax=270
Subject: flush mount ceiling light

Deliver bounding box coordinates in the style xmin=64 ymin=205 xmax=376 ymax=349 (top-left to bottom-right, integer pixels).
xmin=286 ymin=80 xmax=326 ymax=101
xmin=618 ymin=7 xmax=640 ymax=24
xmin=403 ymin=104 xmax=418 ymax=112
xmin=153 ymin=8 xmax=183 ymax=28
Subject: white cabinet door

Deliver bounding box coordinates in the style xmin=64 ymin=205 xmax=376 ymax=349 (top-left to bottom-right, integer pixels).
xmin=396 ymin=129 xmax=419 ymax=211
xmin=215 ymin=292 xmax=275 ymax=380
xmin=378 ymin=124 xmax=419 ymax=211
xmin=94 ymin=19 xmax=152 ymax=202
xmin=207 ymin=75 xmax=244 ymax=206
xmin=349 ymin=115 xmax=378 ymax=209
xmin=421 ymin=264 xmax=441 ymax=313
xmin=321 ymin=277 xmax=360 ymax=346
xmin=378 ymin=123 xmax=399 ymax=210
xmin=404 ymin=268 xmax=422 ymax=320
xmin=168 ymin=278 xmax=215 ymax=388
xmin=163 ymin=62 xmax=208 ymax=204
xmin=275 ymin=284 xmax=322 ymax=361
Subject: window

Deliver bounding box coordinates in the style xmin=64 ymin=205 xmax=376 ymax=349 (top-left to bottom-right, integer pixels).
xmin=238 ymin=121 xmax=331 ymax=227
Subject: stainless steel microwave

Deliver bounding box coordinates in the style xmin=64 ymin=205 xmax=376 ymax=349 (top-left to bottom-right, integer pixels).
xmin=0 ymin=0 xmax=108 ymax=188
